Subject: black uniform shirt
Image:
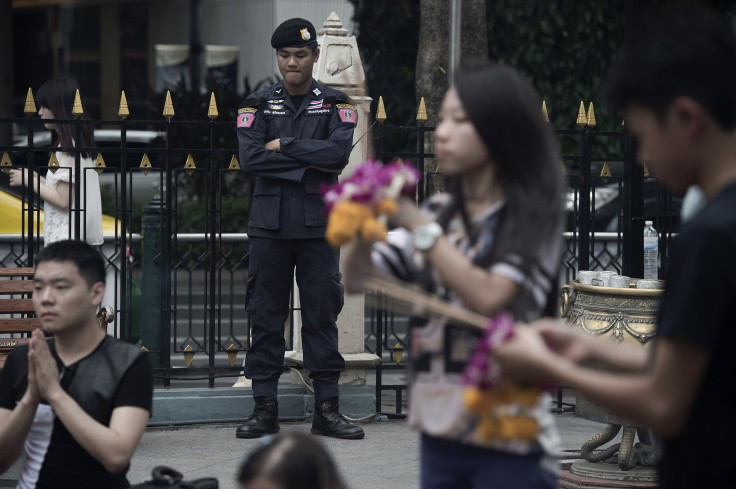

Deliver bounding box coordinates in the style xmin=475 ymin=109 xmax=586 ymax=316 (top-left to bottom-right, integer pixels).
xmin=237 ymin=80 xmax=357 ymax=239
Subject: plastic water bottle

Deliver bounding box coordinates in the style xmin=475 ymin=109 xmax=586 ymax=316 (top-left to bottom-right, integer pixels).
xmin=643 ymin=220 xmax=658 ymax=279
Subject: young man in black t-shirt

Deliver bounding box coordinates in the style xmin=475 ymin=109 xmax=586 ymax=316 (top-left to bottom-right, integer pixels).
xmin=496 ymin=6 xmax=736 ymax=488
xmin=0 ymin=240 xmax=152 ymax=488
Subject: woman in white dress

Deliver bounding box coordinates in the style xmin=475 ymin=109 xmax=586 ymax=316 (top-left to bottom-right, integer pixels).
xmin=9 ymin=76 xmax=103 ymax=246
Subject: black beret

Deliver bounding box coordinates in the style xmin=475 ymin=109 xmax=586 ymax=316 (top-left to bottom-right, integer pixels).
xmin=271 ymin=18 xmax=317 ymax=49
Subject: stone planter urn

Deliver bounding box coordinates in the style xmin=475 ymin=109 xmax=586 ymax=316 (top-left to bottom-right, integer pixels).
xmin=560 ymin=278 xmax=664 ymax=480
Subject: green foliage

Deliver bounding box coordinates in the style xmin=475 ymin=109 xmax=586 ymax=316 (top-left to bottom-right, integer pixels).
xmin=350 ymin=0 xmax=736 ymax=159
xmin=487 ymin=0 xmax=624 ymax=132
xmin=348 ymin=0 xmax=421 ymax=127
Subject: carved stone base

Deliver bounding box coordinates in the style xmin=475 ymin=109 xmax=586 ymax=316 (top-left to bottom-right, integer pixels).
xmin=559 ymin=462 xmax=658 ymax=488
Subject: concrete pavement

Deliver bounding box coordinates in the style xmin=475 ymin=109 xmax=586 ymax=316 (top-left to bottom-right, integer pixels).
xmin=128 ymin=411 xmax=608 ymax=489
xmin=0 ymin=409 xmax=611 ymax=489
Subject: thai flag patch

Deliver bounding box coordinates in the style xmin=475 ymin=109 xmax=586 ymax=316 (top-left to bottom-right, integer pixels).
xmin=337 ymin=104 xmax=357 ymax=124
xmin=308 ymin=99 xmax=323 ymax=109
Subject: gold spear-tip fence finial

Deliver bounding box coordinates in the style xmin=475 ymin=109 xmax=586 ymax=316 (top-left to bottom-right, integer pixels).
xmin=600 ymin=161 xmax=611 ymax=183
xmin=184 ymin=154 xmax=196 ymax=176
xmin=643 ymin=163 xmax=650 ymax=178
xmin=416 ymin=97 xmax=427 ymax=122
xmin=118 ymin=91 xmax=129 ymax=119
xmin=208 ymin=92 xmax=219 ymax=119
xmin=587 ymin=102 xmax=596 ymax=127
xmin=24 ymin=88 xmax=37 ymax=115
xmin=72 ymin=89 xmax=84 ymax=117
xmin=376 ymin=96 xmax=387 ymax=123
xmin=183 ymin=344 xmax=194 ymax=368
xmin=229 ymin=154 xmax=241 ymax=176
xmin=227 ymin=344 xmax=238 ymax=367
xmin=140 ymin=153 xmax=152 ymax=176
xmin=1 ymin=152 xmax=12 ymax=174
xmin=48 ymin=153 xmax=60 ymax=173
xmin=542 ymin=100 xmax=549 ymax=123
xmin=392 ymin=343 xmax=406 ymax=365
xmin=163 ymin=90 xmax=174 ymax=120
xmin=576 ymin=101 xmax=587 ymax=127
xmin=94 ymin=153 xmax=107 ymax=175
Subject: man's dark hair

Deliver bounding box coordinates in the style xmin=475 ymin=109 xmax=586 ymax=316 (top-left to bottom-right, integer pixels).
xmin=602 ymin=5 xmax=736 ymax=129
xmin=35 ymin=240 xmax=105 ymax=287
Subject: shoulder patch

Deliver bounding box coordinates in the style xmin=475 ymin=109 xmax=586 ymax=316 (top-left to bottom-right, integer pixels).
xmin=337 ymin=104 xmax=358 ymax=124
xmin=237 ymin=110 xmax=257 ymax=128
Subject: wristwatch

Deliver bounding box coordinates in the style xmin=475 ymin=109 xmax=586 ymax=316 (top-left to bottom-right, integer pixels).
xmin=412 ymin=222 xmax=443 ymax=252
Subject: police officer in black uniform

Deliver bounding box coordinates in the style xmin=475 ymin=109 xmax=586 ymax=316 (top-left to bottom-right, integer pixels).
xmin=235 ymin=18 xmax=364 ymax=440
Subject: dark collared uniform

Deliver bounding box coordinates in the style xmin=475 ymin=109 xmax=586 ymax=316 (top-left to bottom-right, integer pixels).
xmin=237 ymin=79 xmax=357 ymax=400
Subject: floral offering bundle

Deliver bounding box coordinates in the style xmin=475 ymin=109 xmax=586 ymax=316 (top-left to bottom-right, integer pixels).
xmin=462 ymin=313 xmax=541 ymax=443
xmin=322 ymin=159 xmax=419 ymax=248
xmin=363 ymin=275 xmax=542 ymax=443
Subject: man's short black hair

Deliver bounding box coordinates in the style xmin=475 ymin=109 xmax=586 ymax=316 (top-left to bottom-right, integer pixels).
xmin=602 ymin=5 xmax=736 ymax=129
xmin=35 ymin=240 xmax=105 ymax=287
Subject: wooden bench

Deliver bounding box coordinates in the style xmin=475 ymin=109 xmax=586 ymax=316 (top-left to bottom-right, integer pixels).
xmin=0 ymin=267 xmax=37 ymax=375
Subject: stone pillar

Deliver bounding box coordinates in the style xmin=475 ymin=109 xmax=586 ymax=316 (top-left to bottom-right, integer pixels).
xmin=287 ymin=13 xmax=380 ymax=400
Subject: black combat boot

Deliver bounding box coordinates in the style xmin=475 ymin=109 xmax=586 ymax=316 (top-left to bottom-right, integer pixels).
xmin=235 ymin=396 xmax=279 ymax=439
xmin=311 ymin=397 xmax=365 ymax=440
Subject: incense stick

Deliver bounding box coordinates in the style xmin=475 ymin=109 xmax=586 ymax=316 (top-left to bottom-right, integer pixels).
xmin=363 ymin=274 xmax=489 ymax=331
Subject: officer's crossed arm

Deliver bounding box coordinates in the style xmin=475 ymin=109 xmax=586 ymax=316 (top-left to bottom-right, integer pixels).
xmin=237 ymin=98 xmax=307 ymax=183
xmin=278 ymin=99 xmax=357 ymax=173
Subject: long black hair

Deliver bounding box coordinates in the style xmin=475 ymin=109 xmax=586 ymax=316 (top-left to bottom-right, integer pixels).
xmin=237 ymin=433 xmax=348 ymax=489
xmin=437 ymin=64 xmax=563 ymax=276
xmin=35 ymin=75 xmax=95 ymax=158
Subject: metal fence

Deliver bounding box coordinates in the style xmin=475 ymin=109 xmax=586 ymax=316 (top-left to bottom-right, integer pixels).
xmin=1 ymin=93 xmax=678 ymax=414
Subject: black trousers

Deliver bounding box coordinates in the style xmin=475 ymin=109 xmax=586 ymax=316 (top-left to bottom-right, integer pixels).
xmin=244 ymin=236 xmax=345 ymax=400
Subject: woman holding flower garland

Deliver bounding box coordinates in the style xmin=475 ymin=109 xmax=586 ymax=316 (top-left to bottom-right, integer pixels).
xmin=343 ymin=64 xmax=564 ymax=488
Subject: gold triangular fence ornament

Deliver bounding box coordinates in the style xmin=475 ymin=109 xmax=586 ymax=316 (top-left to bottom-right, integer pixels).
xmin=183 ymin=344 xmax=194 ymax=368
xmin=542 ymin=100 xmax=549 ymax=123
xmin=141 ymin=346 xmax=149 ymax=352
xmin=392 ymin=343 xmax=405 ymax=365
xmin=140 ymin=153 xmax=152 ymax=176
xmin=600 ymin=161 xmax=611 ymax=183
xmin=560 ymin=161 xmax=567 ymax=175
xmin=227 ymin=344 xmax=238 ymax=367
xmin=643 ymin=163 xmax=650 ymax=178
xmin=376 ymin=96 xmax=387 ymax=123
xmin=228 ymin=155 xmax=241 ymax=176
xmin=416 ymin=97 xmax=427 ymax=122
xmin=587 ymin=102 xmax=596 ymax=127
xmin=1 ymin=152 xmax=12 ymax=174
xmin=94 ymin=154 xmax=107 ymax=175
xmin=48 ymin=153 xmax=60 ymax=174
xmin=184 ymin=154 xmax=196 ymax=176
xmin=118 ymin=91 xmax=130 ymax=119
xmin=163 ymin=91 xmax=175 ymax=120
xmin=72 ymin=89 xmax=84 ymax=117
xmin=576 ymin=101 xmax=587 ymax=127
xmin=24 ymin=88 xmax=37 ymax=115
xmin=208 ymin=93 xmax=219 ymax=119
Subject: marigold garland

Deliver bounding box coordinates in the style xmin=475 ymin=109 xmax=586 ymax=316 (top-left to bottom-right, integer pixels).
xmin=463 ymin=313 xmax=542 ymax=442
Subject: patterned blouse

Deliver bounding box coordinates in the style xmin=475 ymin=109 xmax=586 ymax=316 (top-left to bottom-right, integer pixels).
xmin=372 ymin=193 xmax=562 ymax=471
